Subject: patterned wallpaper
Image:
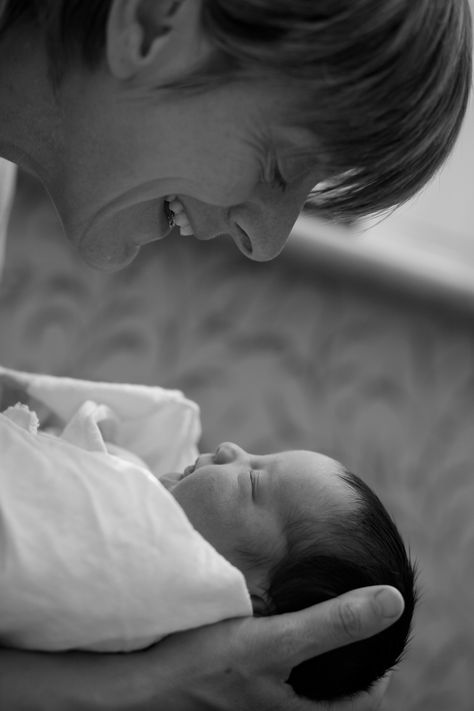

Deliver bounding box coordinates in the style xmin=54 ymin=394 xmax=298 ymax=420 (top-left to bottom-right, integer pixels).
xmin=1 ymin=173 xmax=474 ymax=710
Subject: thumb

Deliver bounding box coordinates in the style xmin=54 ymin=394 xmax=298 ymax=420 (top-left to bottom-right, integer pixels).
xmin=259 ymin=585 xmax=404 ymax=672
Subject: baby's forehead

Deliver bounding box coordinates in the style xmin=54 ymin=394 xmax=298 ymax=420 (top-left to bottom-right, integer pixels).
xmin=278 ymin=449 xmax=346 ymax=478
xmin=238 ymin=449 xmax=351 ymax=519
xmin=271 ymin=450 xmax=352 ymax=515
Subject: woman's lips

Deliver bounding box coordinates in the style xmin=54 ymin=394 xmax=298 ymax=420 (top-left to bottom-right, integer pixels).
xmin=132 ymin=199 xmax=175 ymax=246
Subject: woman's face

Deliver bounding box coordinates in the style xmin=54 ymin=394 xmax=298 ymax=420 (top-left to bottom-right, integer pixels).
xmin=53 ymin=72 xmax=323 ymax=270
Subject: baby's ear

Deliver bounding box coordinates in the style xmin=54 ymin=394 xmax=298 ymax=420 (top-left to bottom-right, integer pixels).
xmin=250 ymin=593 xmax=274 ymax=617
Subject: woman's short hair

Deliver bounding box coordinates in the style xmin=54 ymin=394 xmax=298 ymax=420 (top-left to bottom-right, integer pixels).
xmin=2 ymin=1 xmax=472 ymax=222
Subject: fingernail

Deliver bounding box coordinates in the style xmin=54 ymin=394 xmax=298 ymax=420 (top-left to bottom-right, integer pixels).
xmin=375 ymin=589 xmax=404 ymax=619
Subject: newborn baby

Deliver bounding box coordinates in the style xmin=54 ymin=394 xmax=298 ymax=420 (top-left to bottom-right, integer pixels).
xmin=167 ymin=443 xmax=416 ymax=701
xmin=0 ymin=368 xmax=416 ymax=703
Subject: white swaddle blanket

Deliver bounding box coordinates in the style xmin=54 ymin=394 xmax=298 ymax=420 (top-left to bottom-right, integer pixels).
xmin=0 ymin=366 xmax=252 ymax=652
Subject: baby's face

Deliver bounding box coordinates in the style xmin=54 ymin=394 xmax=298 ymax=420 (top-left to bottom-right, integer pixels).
xmin=171 ymin=443 xmax=354 ymax=599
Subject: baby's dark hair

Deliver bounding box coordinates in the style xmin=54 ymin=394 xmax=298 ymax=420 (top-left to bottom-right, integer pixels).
xmin=1 ymin=1 xmax=471 ymax=223
xmin=265 ymin=469 xmax=417 ymax=702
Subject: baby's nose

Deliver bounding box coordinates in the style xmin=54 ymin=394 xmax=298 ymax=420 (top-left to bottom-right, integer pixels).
xmin=214 ymin=442 xmax=247 ymax=464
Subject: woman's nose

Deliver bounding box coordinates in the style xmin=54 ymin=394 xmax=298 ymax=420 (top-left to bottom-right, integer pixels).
xmin=214 ymin=442 xmax=247 ymax=464
xmin=231 ymin=181 xmax=309 ymax=262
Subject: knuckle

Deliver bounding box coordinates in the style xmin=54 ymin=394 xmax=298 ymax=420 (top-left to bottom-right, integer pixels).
xmin=336 ymin=600 xmax=362 ymax=640
xmin=270 ymin=621 xmax=294 ymax=659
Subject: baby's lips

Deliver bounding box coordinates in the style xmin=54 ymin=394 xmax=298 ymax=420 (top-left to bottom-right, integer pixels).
xmin=182 ymin=462 xmax=196 ymax=478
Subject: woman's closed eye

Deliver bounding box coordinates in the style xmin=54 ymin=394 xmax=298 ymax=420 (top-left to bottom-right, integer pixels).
xmin=269 ymin=164 xmax=288 ymax=193
xmin=260 ymin=152 xmax=288 ymax=193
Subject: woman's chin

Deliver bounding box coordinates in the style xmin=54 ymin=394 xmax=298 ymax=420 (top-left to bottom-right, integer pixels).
xmin=75 ymin=199 xmax=174 ymax=271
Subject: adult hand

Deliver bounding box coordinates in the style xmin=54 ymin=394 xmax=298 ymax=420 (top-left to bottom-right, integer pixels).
xmin=142 ymin=585 xmax=401 ymax=711
xmin=0 ymin=585 xmax=402 ymax=710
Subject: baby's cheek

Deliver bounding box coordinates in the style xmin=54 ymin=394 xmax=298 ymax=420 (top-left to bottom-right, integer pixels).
xmin=246 ymin=513 xmax=286 ymax=564
xmin=172 ymin=474 xmax=225 ymax=529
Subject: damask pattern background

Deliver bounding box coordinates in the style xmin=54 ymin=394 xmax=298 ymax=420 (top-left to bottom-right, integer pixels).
xmin=1 ymin=173 xmax=473 ymax=710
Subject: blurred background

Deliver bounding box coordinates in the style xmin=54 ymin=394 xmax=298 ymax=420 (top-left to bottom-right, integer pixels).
xmin=1 ymin=60 xmax=474 ymax=710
